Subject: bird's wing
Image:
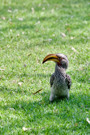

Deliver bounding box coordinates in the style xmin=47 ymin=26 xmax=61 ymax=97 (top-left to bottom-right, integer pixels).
xmin=50 ymin=73 xmax=55 ymax=87
xmin=65 ymin=74 xmax=71 ymax=90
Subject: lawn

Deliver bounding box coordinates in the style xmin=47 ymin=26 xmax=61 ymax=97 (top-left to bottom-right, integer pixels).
xmin=0 ymin=0 xmax=90 ymax=134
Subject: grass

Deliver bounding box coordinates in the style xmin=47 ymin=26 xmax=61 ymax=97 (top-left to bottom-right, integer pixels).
xmin=0 ymin=0 xmax=90 ymax=134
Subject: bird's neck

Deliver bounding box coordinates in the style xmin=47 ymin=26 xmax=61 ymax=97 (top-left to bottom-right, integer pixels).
xmin=55 ymin=64 xmax=66 ymax=75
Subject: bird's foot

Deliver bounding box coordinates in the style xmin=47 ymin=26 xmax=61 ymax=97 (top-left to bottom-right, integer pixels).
xmin=66 ymin=95 xmax=69 ymax=101
xmin=66 ymin=97 xmax=69 ymax=102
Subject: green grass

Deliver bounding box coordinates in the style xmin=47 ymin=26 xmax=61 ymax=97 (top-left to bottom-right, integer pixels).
xmin=0 ymin=0 xmax=90 ymax=134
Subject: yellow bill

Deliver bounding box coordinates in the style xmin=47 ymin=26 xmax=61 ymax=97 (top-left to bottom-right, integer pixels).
xmin=42 ymin=54 xmax=60 ymax=64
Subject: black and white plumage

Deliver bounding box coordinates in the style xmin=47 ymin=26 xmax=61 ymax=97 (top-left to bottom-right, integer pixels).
xmin=42 ymin=53 xmax=71 ymax=102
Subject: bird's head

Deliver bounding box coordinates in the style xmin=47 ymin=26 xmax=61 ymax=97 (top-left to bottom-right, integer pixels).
xmin=42 ymin=53 xmax=68 ymax=69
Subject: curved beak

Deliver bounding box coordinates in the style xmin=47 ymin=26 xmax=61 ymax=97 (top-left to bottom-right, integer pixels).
xmin=42 ymin=54 xmax=60 ymax=64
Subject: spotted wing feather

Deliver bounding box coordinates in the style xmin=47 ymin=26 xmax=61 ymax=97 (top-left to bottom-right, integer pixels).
xmin=65 ymin=74 xmax=71 ymax=89
xmin=50 ymin=73 xmax=55 ymax=87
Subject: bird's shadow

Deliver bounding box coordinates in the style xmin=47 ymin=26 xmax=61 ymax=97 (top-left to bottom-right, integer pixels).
xmin=0 ymin=84 xmax=89 ymax=110
xmin=0 ymin=85 xmax=89 ymax=134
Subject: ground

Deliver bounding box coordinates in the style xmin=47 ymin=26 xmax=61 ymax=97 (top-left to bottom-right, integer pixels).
xmin=0 ymin=0 xmax=90 ymax=134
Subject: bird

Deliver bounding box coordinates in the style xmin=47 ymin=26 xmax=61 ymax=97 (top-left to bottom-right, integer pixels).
xmin=42 ymin=53 xmax=71 ymax=102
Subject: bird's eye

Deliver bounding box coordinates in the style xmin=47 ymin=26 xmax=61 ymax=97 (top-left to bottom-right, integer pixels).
xmin=59 ymin=57 xmax=63 ymax=60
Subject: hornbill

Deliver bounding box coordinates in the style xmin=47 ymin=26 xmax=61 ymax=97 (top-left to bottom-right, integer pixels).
xmin=42 ymin=53 xmax=71 ymax=102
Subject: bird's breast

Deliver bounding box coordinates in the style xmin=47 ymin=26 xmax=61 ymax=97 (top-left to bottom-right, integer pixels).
xmin=52 ymin=75 xmax=68 ymax=96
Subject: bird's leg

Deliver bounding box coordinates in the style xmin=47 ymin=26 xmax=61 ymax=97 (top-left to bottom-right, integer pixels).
xmin=49 ymin=87 xmax=55 ymax=102
xmin=49 ymin=93 xmax=55 ymax=102
xmin=66 ymin=92 xmax=69 ymax=100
